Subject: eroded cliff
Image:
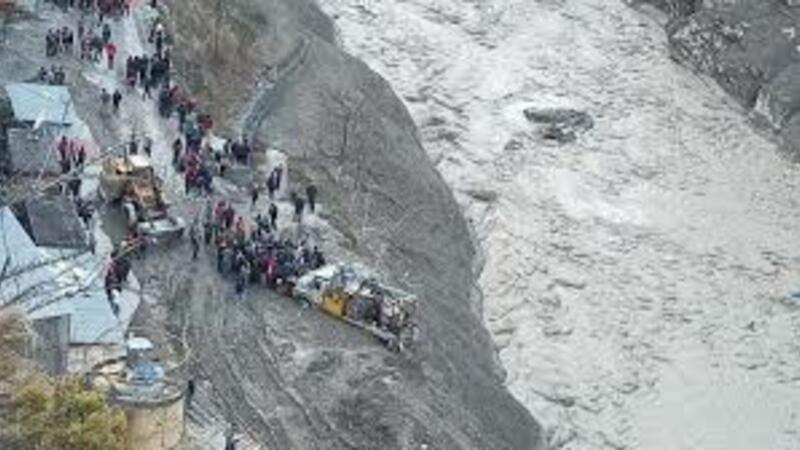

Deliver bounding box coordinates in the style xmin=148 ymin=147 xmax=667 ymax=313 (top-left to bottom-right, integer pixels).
xmin=639 ymin=0 xmax=800 ymax=156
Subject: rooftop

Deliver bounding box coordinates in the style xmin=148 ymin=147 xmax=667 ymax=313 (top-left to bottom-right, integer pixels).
xmin=16 ymin=195 xmax=89 ymax=250
xmin=7 ymin=127 xmax=62 ymax=174
xmin=4 ymin=83 xmax=78 ymax=126
xmin=0 ymin=208 xmax=139 ymax=346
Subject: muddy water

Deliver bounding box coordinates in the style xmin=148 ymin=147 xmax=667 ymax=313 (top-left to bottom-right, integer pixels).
xmin=317 ymin=0 xmax=800 ymax=448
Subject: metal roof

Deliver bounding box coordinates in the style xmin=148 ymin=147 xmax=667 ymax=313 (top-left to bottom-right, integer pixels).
xmin=7 ymin=127 xmax=62 ymax=175
xmin=4 ymin=83 xmax=79 ymax=126
xmin=0 ymin=206 xmax=59 ymax=303
xmin=23 ymin=196 xmax=88 ymax=250
xmin=0 ymin=208 xmax=139 ymax=346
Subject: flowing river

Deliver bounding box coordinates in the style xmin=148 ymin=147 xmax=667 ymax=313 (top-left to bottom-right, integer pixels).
xmin=317 ymin=0 xmax=800 ymax=448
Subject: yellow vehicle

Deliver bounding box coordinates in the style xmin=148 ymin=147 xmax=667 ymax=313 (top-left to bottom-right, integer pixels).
xmin=99 ymin=155 xmax=185 ymax=240
xmin=99 ymin=155 xmax=165 ymax=206
xmin=295 ymin=264 xmax=418 ymax=351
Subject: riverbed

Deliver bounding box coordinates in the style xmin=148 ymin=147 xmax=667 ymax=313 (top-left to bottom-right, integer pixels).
xmin=317 ymin=0 xmax=800 ymax=448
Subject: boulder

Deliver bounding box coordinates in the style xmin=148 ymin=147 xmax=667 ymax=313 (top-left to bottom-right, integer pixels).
xmin=755 ymin=62 xmax=800 ymax=129
xmin=524 ymin=108 xmax=594 ymax=143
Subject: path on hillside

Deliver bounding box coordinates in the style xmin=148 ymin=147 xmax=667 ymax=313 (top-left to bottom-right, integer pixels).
xmin=75 ymin=5 xmax=378 ymax=449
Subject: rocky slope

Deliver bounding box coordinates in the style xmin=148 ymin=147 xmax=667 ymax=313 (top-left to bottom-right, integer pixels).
xmin=0 ymin=87 xmax=11 ymax=174
xmin=162 ymin=0 xmax=542 ymax=448
xmin=638 ymin=0 xmax=800 ymax=155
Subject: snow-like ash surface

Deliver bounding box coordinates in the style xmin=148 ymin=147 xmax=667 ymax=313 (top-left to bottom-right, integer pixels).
xmin=318 ymin=0 xmax=800 ymax=449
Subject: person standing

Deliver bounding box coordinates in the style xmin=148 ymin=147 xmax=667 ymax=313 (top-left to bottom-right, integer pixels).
xmin=216 ymin=240 xmax=226 ymax=273
xmin=291 ymin=192 xmax=305 ymax=223
xmin=250 ymin=184 xmax=260 ymax=209
xmin=102 ymin=23 xmax=112 ymax=44
xmin=112 ymin=89 xmax=123 ymax=114
xmin=57 ymin=136 xmax=68 ymax=163
xmin=143 ymin=136 xmax=153 ymax=157
xmin=77 ymin=145 xmax=87 ymax=168
xmin=101 ymin=88 xmax=111 ymax=111
xmin=274 ymin=165 xmax=283 ymax=192
xmin=266 ymin=172 xmax=277 ymax=200
xmin=105 ymin=41 xmax=117 ymax=70
xmin=143 ymin=74 xmax=153 ymax=99
xmin=306 ymin=184 xmax=318 ymax=213
xmin=268 ymin=202 xmax=278 ymax=229
xmin=186 ymin=378 xmax=195 ymax=408
xmin=189 ymin=224 xmax=199 ymax=260
xmin=172 ymin=138 xmax=183 ymax=166
xmin=236 ymin=259 xmax=250 ymax=298
xmin=128 ymin=135 xmax=138 ymax=155
xmin=224 ymin=425 xmax=238 ymax=450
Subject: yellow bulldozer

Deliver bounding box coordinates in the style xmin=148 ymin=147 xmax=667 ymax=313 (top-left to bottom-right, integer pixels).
xmin=98 ymin=155 xmax=184 ymax=241
xmin=294 ymin=264 xmax=418 ymax=351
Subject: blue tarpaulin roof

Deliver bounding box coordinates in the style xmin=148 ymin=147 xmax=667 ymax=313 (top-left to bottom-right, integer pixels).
xmin=5 ymin=83 xmax=79 ymax=126
xmin=0 ymin=208 xmax=139 ymax=345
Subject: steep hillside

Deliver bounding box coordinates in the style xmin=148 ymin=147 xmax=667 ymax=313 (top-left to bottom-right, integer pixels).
xmin=163 ymin=0 xmax=542 ymax=448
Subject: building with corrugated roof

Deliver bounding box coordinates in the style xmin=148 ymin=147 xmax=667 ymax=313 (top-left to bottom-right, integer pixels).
xmin=13 ymin=195 xmax=89 ymax=250
xmin=0 ymin=207 xmax=140 ymax=373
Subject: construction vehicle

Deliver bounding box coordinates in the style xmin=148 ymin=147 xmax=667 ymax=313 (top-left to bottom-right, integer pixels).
xmin=294 ymin=263 xmax=418 ymax=351
xmin=99 ymin=154 xmax=185 ymax=241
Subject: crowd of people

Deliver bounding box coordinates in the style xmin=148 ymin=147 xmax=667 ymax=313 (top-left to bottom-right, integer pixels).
xmin=45 ymin=26 xmax=75 ymax=57
xmin=45 ymin=0 xmax=326 ymax=344
xmin=37 ymin=2 xmax=340 ymax=447
xmin=199 ymin=199 xmax=327 ymax=298
xmin=35 ymin=65 xmax=67 ymax=85
xmin=51 ymin=0 xmax=132 ymax=18
xmin=56 ymin=136 xmax=88 ymax=174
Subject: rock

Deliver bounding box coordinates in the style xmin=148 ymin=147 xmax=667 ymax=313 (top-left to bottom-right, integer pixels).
xmin=465 ymin=189 xmax=499 ymax=203
xmin=666 ymin=1 xmax=799 ymax=107
xmin=524 ymin=108 xmax=594 ymax=143
xmin=755 ymin=62 xmax=800 ymax=129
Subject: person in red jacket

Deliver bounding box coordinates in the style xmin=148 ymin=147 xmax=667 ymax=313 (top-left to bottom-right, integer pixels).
xmin=105 ymin=41 xmax=117 ymax=69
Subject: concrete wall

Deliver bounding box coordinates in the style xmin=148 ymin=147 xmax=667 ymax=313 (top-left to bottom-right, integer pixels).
xmin=31 ymin=315 xmax=70 ymax=375
xmin=125 ymin=396 xmax=185 ymax=450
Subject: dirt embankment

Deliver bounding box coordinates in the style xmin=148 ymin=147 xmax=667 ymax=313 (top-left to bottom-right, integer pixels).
xmin=163 ymin=0 xmax=543 ymax=448
xmin=637 ymin=0 xmax=800 ymax=157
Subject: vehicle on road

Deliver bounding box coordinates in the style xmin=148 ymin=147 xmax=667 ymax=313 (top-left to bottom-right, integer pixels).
xmin=99 ymin=154 xmax=185 ymax=241
xmin=294 ymin=263 xmax=418 ymax=351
